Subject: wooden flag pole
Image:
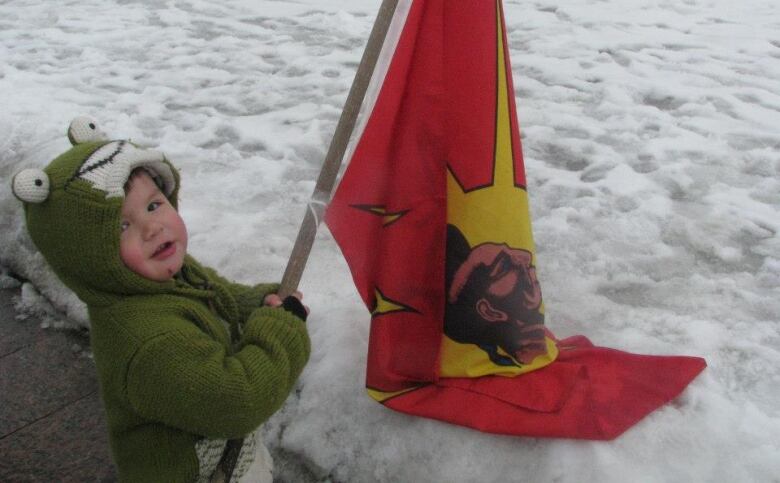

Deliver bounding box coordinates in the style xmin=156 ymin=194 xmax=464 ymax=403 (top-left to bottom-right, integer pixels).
xmin=278 ymin=0 xmax=400 ymax=298
xmin=211 ymin=2 xmax=400 ymax=482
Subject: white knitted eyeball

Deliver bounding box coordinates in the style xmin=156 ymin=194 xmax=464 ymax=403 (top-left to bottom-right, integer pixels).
xmin=12 ymin=169 xmax=50 ymax=203
xmin=68 ymin=116 xmax=107 ymax=145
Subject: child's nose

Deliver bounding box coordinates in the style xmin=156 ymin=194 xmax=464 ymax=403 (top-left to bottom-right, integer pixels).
xmin=142 ymin=221 xmax=164 ymax=240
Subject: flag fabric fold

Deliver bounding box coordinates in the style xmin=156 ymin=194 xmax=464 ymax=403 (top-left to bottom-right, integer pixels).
xmin=325 ymin=0 xmax=705 ymax=440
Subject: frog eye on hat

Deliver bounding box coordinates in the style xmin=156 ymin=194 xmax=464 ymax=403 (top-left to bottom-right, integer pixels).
xmin=68 ymin=116 xmax=108 ymax=145
xmin=12 ymin=168 xmax=50 ymax=203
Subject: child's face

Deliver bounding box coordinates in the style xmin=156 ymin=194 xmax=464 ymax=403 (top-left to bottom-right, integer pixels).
xmin=119 ymin=171 xmax=187 ymax=281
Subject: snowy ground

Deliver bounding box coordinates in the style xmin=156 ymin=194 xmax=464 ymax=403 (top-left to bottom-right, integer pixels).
xmin=1 ymin=0 xmax=779 ymax=481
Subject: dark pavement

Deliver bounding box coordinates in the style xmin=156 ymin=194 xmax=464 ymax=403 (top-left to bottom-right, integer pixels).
xmin=0 ymin=285 xmax=320 ymax=482
xmin=0 ymin=286 xmax=117 ymax=482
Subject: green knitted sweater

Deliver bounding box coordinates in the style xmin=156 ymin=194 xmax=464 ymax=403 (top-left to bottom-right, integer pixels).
xmin=14 ymin=122 xmax=310 ymax=482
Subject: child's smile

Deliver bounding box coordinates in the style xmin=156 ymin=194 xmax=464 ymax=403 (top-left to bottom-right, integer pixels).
xmin=119 ymin=170 xmax=187 ymax=281
xmin=152 ymin=241 xmax=176 ymax=260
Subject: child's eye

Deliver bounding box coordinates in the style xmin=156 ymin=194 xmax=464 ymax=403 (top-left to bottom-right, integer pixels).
xmin=121 ymin=220 xmax=130 ymax=232
xmin=147 ymin=201 xmax=162 ymax=212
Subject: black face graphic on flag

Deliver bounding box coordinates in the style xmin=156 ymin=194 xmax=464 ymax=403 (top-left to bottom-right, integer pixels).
xmin=445 ymin=225 xmax=546 ymax=366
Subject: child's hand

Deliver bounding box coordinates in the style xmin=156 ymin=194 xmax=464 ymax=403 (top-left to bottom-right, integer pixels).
xmin=264 ymin=291 xmax=309 ymax=321
xmin=263 ymin=293 xmax=283 ymax=307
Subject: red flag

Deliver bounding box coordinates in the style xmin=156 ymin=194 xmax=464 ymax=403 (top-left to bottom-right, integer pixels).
xmin=325 ymin=0 xmax=705 ymax=439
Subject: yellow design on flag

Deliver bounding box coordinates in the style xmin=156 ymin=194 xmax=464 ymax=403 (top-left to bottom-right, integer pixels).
xmin=367 ymin=386 xmax=417 ymax=403
xmin=440 ymin=1 xmax=557 ymax=378
xmin=372 ymin=288 xmax=418 ymax=317
xmin=352 ymin=205 xmax=409 ymax=226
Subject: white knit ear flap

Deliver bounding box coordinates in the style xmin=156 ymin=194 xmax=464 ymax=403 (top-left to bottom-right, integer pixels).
xmin=68 ymin=116 xmax=108 ymax=145
xmin=12 ymin=168 xmax=50 ymax=203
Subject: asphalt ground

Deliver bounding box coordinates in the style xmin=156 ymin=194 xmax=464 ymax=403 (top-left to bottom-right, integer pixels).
xmin=0 ymin=287 xmax=117 ymax=482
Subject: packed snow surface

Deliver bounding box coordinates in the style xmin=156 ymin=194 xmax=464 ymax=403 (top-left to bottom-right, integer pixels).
xmin=1 ymin=0 xmax=779 ymax=481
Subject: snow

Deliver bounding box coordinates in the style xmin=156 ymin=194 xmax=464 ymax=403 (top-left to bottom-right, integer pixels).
xmin=1 ymin=0 xmax=779 ymax=481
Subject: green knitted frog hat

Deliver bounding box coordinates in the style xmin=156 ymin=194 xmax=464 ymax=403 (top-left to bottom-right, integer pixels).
xmin=12 ymin=117 xmax=182 ymax=307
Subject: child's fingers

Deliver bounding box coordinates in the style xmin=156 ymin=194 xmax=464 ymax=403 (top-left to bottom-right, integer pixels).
xmin=264 ymin=294 xmax=283 ymax=307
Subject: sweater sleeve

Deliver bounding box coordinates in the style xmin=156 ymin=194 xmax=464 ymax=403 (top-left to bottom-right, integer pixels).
xmin=199 ymin=264 xmax=280 ymax=322
xmin=230 ymin=282 xmax=280 ymax=322
xmin=125 ymin=307 xmax=310 ymax=439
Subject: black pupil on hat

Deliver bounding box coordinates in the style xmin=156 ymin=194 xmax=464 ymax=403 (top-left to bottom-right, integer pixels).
xmin=35 ymin=179 xmax=43 ymax=187
xmin=89 ymin=123 xmax=95 ymax=129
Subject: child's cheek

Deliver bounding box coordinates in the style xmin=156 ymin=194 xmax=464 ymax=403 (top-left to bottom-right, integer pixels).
xmin=119 ymin=232 xmax=146 ymax=275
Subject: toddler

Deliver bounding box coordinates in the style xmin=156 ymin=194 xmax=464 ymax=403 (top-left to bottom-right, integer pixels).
xmin=12 ymin=117 xmax=310 ymax=482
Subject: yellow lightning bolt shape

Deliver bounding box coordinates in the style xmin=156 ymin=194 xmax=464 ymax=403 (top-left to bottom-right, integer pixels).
xmin=372 ymin=288 xmax=418 ymax=318
xmin=352 ymin=205 xmax=409 ymax=227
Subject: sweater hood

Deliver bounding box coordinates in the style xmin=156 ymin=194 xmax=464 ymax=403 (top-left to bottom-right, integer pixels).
xmin=12 ymin=117 xmax=184 ymax=307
